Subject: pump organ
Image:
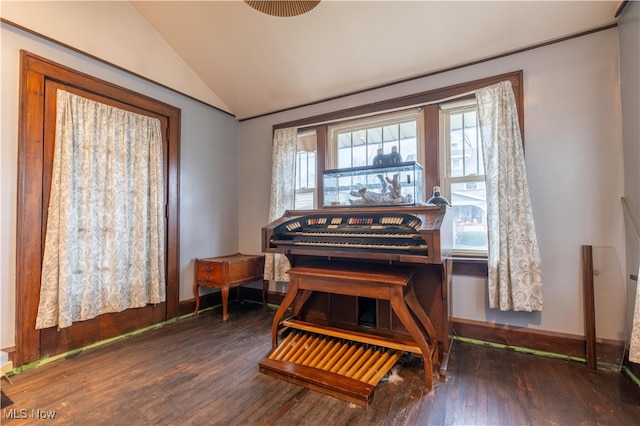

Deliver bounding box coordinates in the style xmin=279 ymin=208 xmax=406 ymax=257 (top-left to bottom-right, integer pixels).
xmin=259 ymin=205 xmax=453 ymax=405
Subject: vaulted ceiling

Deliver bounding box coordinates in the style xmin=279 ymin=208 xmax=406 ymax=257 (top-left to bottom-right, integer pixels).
xmin=129 ymin=1 xmax=620 ymax=120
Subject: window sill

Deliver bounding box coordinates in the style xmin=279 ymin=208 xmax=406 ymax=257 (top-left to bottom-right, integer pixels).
xmin=451 ymin=256 xmax=488 ymax=277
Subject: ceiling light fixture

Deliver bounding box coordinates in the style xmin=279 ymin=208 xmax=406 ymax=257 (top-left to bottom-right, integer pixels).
xmin=244 ymin=1 xmax=320 ymax=17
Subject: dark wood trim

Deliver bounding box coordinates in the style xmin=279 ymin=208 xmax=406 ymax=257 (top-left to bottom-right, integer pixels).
xmin=1 ymin=18 xmax=234 ymax=119
xmin=15 ymin=51 xmax=181 ymax=367
xmin=452 ymin=317 xmax=588 ymax=356
xmin=615 ymin=1 xmax=630 ymax=18
xmin=451 ymin=257 xmax=488 ymax=276
xmin=16 ymin=58 xmax=45 ymax=364
xmin=423 ymin=104 xmax=440 ymax=195
xmin=179 ymin=292 xmax=224 ymax=317
xmin=451 ymin=317 xmax=625 ymax=366
xmin=582 ymin=245 xmax=597 ymax=368
xmin=179 ymin=287 xmax=269 ymax=319
xmin=273 ymin=71 xmax=524 ymax=137
xmin=243 ymin=24 xmax=615 ymax=122
xmin=315 ymin=126 xmax=328 ymax=208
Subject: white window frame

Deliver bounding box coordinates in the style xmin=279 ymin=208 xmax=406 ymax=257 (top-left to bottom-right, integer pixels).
xmin=294 ymin=130 xmax=318 ymax=210
xmin=326 ymin=109 xmax=423 ymax=170
xmin=440 ymin=98 xmax=488 ymax=256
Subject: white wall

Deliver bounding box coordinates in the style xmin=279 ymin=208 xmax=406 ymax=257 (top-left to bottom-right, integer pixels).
xmin=0 ymin=23 xmax=239 ymax=350
xmin=0 ymin=1 xmax=231 ymax=114
xmin=619 ymin=1 xmax=640 ymax=333
xmin=238 ymin=27 xmax=626 ymax=338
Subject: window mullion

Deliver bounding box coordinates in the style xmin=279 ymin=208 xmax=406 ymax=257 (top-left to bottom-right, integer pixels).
xmin=461 ymin=112 xmax=466 ymax=177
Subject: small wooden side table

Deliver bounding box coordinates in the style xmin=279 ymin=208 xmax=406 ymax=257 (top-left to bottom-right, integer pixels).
xmin=194 ymin=253 xmax=266 ymax=322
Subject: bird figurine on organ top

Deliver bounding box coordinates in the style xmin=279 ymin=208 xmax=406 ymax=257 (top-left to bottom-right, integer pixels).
xmin=426 ymin=186 xmax=451 ymax=206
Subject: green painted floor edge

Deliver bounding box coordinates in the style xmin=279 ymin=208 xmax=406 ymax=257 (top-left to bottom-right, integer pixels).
xmin=452 ymin=335 xmax=585 ymax=363
xmin=5 ymin=300 xmax=264 ymax=378
xmin=452 ymin=335 xmax=640 ymax=387
xmin=623 ymin=365 xmax=640 ymax=387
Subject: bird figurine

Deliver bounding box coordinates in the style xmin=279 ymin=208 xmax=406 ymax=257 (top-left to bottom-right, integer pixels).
xmin=426 ymin=186 xmax=451 ymax=206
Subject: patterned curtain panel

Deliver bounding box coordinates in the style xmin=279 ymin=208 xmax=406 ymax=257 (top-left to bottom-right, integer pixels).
xmin=475 ymin=81 xmax=543 ymax=312
xmin=36 ymin=90 xmax=166 ymax=329
xmin=263 ymin=127 xmax=297 ymax=282
xmin=631 ymin=264 xmax=640 ymax=363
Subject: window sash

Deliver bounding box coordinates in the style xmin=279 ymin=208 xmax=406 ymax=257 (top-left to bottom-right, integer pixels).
xmin=327 ymin=109 xmax=423 ymax=169
xmin=441 ymin=101 xmax=488 ymax=256
xmin=294 ymin=132 xmax=318 ymax=209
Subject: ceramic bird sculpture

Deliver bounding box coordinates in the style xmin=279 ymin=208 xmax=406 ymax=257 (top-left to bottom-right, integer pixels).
xmin=426 ymin=186 xmax=451 ymax=206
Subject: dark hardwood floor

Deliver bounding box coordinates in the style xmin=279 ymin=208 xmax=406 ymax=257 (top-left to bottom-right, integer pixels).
xmin=2 ymin=302 xmax=640 ymax=425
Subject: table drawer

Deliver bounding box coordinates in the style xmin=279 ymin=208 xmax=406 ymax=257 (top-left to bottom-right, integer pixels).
xmin=195 ymin=260 xmax=224 ymax=284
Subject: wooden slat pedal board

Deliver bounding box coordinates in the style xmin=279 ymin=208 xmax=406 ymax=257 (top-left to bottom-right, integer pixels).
xmin=258 ymin=321 xmax=407 ymax=406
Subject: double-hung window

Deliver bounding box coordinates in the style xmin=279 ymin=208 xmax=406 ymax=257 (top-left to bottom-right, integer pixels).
xmin=278 ymin=72 xmax=522 ymax=269
xmin=440 ymin=99 xmax=488 ymax=255
xmin=327 ymin=110 xmax=422 ymax=169
xmin=294 ymin=130 xmax=317 ymax=209
xmin=305 ymin=102 xmax=489 ymax=256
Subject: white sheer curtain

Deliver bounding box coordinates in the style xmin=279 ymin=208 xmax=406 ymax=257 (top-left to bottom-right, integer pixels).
xmin=623 ymin=198 xmax=640 ymax=363
xmin=263 ymin=127 xmax=297 ymax=282
xmin=631 ymin=265 xmax=640 ymax=363
xmin=475 ymin=81 xmax=544 ymax=312
xmin=36 ymin=90 xmax=166 ymax=329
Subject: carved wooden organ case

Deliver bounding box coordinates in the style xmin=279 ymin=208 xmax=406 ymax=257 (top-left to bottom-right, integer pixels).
xmin=259 ymin=205 xmax=453 ymax=405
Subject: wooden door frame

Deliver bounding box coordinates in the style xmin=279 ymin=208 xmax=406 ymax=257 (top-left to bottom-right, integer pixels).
xmin=15 ymin=51 xmax=181 ymax=367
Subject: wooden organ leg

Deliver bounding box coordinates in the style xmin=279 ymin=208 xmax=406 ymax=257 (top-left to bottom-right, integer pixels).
xmin=271 ymin=278 xmax=299 ymax=348
xmin=293 ymin=289 xmax=314 ymax=317
xmin=389 ymin=286 xmax=434 ymax=391
xmin=404 ymin=285 xmax=440 ymax=366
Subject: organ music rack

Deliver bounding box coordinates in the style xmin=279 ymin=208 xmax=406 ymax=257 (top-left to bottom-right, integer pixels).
xmin=259 ymin=205 xmax=453 ymax=405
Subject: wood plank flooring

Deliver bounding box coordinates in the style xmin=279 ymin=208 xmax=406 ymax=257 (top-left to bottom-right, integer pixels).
xmin=2 ymin=302 xmax=640 ymax=425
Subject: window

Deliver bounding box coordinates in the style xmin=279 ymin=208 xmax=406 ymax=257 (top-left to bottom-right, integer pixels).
xmin=294 ymin=130 xmax=317 ymax=209
xmin=275 ymin=71 xmax=523 ymax=266
xmin=441 ymin=100 xmax=488 ymax=255
xmin=302 ymin=100 xmax=489 ymax=255
xmin=327 ymin=110 xmax=421 ymax=169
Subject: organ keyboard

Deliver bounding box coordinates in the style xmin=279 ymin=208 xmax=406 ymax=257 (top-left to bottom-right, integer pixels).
xmin=262 ymin=205 xmax=451 ymax=264
xmin=259 ymin=205 xmax=453 ymax=404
